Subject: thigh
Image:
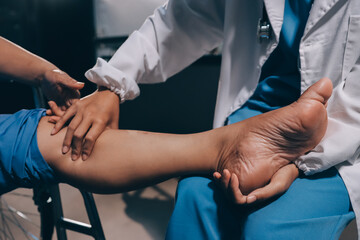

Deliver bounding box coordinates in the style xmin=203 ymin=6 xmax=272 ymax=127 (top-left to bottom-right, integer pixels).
xmin=242 ymin=167 xmax=355 ymax=240
xmin=166 ymin=176 xmax=243 ymax=240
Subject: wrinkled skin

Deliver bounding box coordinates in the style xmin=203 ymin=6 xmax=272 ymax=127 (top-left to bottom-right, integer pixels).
xmin=217 ymin=78 xmax=332 ymax=195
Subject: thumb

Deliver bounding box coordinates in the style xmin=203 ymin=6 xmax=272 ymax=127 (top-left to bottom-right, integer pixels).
xmin=61 ymin=77 xmax=85 ymax=90
xmin=246 ymin=164 xmax=299 ymax=204
xmin=245 ymin=182 xmax=280 ymax=204
xmin=54 ymin=70 xmax=84 ymax=90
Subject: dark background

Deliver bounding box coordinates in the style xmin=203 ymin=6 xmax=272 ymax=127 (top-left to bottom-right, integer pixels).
xmin=0 ymin=0 xmax=221 ymax=133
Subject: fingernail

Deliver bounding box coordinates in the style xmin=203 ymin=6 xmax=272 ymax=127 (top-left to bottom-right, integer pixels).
xmin=62 ymin=146 xmax=69 ymax=154
xmin=247 ymin=195 xmax=257 ymax=204
xmin=71 ymin=154 xmax=78 ymax=161
xmin=82 ymin=153 xmax=88 ymax=160
xmin=213 ymin=172 xmax=220 ymax=179
xmin=51 ymin=128 xmax=56 ymax=135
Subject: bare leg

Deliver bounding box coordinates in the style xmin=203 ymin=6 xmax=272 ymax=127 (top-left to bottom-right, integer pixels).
xmin=37 ymin=120 xmax=221 ymax=193
xmin=37 ymin=78 xmax=332 ymax=195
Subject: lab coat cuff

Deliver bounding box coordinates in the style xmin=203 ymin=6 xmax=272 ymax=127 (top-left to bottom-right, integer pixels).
xmin=294 ymin=152 xmax=331 ymax=176
xmin=85 ymin=58 xmax=140 ymax=103
xmin=294 ymin=158 xmax=318 ymax=175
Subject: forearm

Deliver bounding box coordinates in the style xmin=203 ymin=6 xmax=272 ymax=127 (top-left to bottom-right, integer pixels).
xmin=0 ymin=37 xmax=57 ymax=85
xmin=85 ymin=0 xmax=224 ymax=101
xmin=37 ymin=117 xmax=221 ymax=193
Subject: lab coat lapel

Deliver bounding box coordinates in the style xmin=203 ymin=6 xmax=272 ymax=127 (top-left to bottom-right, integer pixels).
xmin=302 ymin=0 xmax=344 ymax=39
xmin=263 ymin=0 xmax=285 ymax=42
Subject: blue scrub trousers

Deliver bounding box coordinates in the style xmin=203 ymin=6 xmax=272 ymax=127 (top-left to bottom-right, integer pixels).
xmin=0 ymin=109 xmax=58 ymax=195
xmin=166 ymin=107 xmax=355 ymax=240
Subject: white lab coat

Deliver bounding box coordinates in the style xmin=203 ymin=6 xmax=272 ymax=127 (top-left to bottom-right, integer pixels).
xmin=86 ymin=0 xmax=360 ymax=237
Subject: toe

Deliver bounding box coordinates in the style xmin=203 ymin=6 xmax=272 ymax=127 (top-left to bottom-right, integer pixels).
xmin=295 ymin=78 xmax=333 ymax=134
xmin=299 ymin=77 xmax=333 ymax=104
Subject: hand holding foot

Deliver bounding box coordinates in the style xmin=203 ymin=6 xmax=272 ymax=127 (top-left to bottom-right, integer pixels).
xmin=215 ymin=78 xmax=333 ymax=197
xmin=214 ymin=164 xmax=299 ymax=204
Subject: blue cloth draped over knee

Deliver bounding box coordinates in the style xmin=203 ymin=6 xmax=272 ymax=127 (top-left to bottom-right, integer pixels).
xmin=0 ymin=109 xmax=58 ymax=195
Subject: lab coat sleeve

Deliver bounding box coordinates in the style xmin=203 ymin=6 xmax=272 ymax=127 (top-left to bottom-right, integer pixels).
xmin=85 ymin=0 xmax=224 ymax=102
xmin=295 ymin=57 xmax=360 ymax=175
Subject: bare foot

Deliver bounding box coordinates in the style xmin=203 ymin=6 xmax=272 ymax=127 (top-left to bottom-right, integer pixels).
xmin=215 ymin=78 xmax=333 ymax=194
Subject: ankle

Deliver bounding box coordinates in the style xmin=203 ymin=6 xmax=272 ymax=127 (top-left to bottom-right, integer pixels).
xmin=210 ymin=123 xmax=241 ymax=173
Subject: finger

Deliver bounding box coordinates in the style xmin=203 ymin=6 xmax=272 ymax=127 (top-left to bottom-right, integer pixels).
xmin=221 ymin=169 xmax=231 ymax=191
xmin=213 ymin=172 xmax=222 ymax=180
xmin=212 ymin=172 xmax=222 ymax=190
xmin=52 ymin=106 xmax=77 ymax=135
xmin=229 ymin=174 xmax=247 ymax=204
xmin=61 ymin=105 xmax=67 ymax=111
xmin=246 ymin=183 xmax=281 ymax=204
xmin=48 ymin=118 xmax=56 ymax=124
xmin=48 ymin=116 xmax=61 ymax=124
xmin=53 ymin=69 xmax=85 ymax=90
xmin=71 ymin=118 xmax=93 ymax=160
xmin=68 ymin=98 xmax=80 ymax=105
xmin=56 ymin=89 xmax=81 ymax=109
xmin=63 ymin=79 xmax=84 ymax=89
xmin=81 ymin=123 xmax=106 ymax=160
xmin=247 ymin=164 xmax=299 ymax=203
xmin=60 ymin=78 xmax=84 ymax=90
xmin=65 ymin=94 xmax=81 ymax=108
xmin=48 ymin=101 xmax=65 ymax=117
xmin=46 ymin=109 xmax=53 ymax=115
xmin=62 ymin=115 xmax=82 ymax=154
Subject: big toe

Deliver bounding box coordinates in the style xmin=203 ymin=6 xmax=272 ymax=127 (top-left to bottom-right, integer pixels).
xmin=299 ymin=78 xmax=333 ymax=105
xmin=294 ymin=78 xmax=332 ymax=137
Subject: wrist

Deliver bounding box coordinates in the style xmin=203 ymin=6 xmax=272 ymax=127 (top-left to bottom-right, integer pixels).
xmin=98 ymin=86 xmax=121 ymax=105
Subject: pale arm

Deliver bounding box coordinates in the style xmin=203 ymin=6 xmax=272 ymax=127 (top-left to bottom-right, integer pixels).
xmin=0 ymin=36 xmax=56 ymax=85
xmin=0 ymin=36 xmax=84 ymax=107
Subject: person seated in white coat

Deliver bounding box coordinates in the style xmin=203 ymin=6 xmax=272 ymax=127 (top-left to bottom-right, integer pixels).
xmin=50 ymin=0 xmax=360 ymax=238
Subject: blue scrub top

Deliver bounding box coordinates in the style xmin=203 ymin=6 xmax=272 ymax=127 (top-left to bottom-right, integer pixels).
xmin=228 ymin=0 xmax=314 ymax=123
